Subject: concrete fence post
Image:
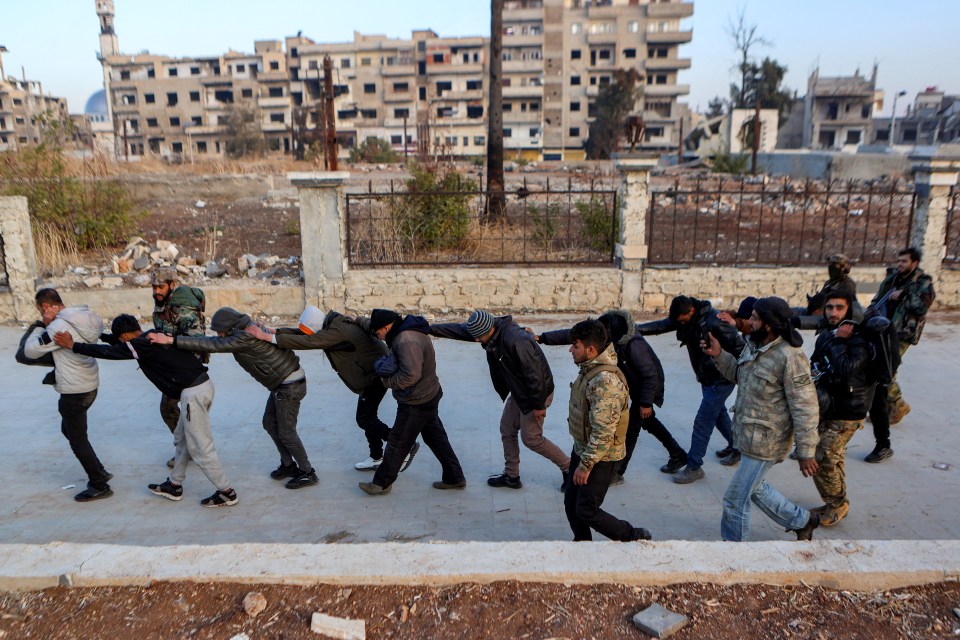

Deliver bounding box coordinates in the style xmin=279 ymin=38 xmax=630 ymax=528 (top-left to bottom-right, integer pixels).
xmin=910 ymin=145 xmax=960 ymax=293
xmin=613 ymin=154 xmax=658 ymax=310
xmin=0 ymin=196 xmax=39 ymax=322
xmin=288 ymin=172 xmax=350 ymax=311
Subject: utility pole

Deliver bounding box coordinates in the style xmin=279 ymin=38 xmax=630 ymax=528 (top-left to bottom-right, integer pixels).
xmin=486 ymin=0 xmax=506 ymax=222
xmin=677 ymin=118 xmax=684 ymax=164
xmin=322 ymin=56 xmax=338 ymax=170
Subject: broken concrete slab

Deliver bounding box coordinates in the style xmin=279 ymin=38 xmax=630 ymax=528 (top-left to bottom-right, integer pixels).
xmin=310 ymin=612 xmax=365 ymax=639
xmin=632 ymin=603 xmax=688 ymax=638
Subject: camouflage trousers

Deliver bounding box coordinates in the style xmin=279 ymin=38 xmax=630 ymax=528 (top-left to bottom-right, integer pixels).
xmin=885 ymin=341 xmax=912 ymax=407
xmin=160 ymin=393 xmax=180 ymax=435
xmin=813 ymin=419 xmax=863 ymax=509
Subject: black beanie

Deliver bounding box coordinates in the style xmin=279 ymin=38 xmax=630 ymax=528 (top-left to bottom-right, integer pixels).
xmin=753 ymin=297 xmax=803 ymax=347
xmin=370 ymin=309 xmax=401 ymax=333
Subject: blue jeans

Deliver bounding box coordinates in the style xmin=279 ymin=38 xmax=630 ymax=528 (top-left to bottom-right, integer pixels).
xmin=687 ymin=382 xmax=735 ymax=469
xmin=721 ymin=454 xmax=811 ymax=542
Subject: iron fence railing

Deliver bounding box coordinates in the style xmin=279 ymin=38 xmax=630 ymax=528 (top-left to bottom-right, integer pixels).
xmin=945 ymin=186 xmax=960 ymax=265
xmin=346 ymin=178 xmax=618 ymax=267
xmin=648 ymin=177 xmax=915 ymax=266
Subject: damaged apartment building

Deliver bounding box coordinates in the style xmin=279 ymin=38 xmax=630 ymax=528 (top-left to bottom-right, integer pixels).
xmin=802 ymin=66 xmax=883 ymax=151
xmin=0 ymin=47 xmax=69 ymax=152
xmin=96 ymin=0 xmax=693 ymax=162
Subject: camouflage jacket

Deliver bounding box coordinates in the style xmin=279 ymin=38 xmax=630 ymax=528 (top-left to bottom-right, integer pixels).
xmin=153 ymin=285 xmax=206 ymax=337
xmin=568 ymin=344 xmax=630 ymax=472
xmin=714 ymin=337 xmax=819 ymax=462
xmin=871 ymin=267 xmax=935 ymax=345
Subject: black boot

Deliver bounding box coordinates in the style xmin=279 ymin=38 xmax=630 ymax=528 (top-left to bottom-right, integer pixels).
xmin=660 ymin=452 xmax=687 ymax=474
xmin=792 ymin=513 xmax=820 ymax=541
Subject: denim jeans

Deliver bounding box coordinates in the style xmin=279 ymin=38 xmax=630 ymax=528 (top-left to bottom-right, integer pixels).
xmin=721 ymin=454 xmax=810 ymax=542
xmin=262 ymin=379 xmax=312 ymax=472
xmin=687 ymin=382 xmax=736 ymax=469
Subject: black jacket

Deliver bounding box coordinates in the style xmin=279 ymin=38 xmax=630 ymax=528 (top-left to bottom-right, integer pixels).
xmin=275 ymin=310 xmax=387 ymax=394
xmin=810 ymin=325 xmax=872 ymax=420
xmin=175 ymin=308 xmax=300 ymax=391
xmin=540 ymin=327 xmax=665 ymax=408
xmin=72 ymin=330 xmax=208 ymax=400
xmin=431 ymin=315 xmax=554 ymax=413
xmin=635 ymin=298 xmax=745 ymax=386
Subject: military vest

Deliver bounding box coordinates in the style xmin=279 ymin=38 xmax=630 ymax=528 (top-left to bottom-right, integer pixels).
xmin=568 ymin=363 xmax=630 ymax=446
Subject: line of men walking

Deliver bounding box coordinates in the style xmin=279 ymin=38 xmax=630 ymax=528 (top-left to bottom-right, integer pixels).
xmin=17 ymin=247 xmax=933 ymax=543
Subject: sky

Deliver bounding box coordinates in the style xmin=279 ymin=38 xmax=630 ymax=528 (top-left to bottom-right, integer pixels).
xmin=1 ymin=0 xmax=957 ymax=117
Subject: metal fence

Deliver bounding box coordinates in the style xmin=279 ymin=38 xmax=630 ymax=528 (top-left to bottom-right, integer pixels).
xmin=0 ymin=235 xmax=8 ymax=289
xmin=346 ymin=178 xmax=618 ymax=267
xmin=648 ymin=177 xmax=916 ymax=266
xmin=946 ymin=186 xmax=960 ymax=265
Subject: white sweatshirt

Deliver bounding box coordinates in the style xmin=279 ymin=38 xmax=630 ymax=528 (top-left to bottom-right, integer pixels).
xmin=24 ymin=306 xmax=103 ymax=394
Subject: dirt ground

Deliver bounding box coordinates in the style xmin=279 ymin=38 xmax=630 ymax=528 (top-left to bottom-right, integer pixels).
xmin=1 ymin=580 xmax=958 ymax=639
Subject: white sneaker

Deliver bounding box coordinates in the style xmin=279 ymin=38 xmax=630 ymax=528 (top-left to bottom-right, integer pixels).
xmin=354 ymin=456 xmax=382 ymax=471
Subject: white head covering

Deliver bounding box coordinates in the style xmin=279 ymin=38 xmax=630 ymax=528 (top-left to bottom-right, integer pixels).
xmin=298 ymin=306 xmax=326 ymax=335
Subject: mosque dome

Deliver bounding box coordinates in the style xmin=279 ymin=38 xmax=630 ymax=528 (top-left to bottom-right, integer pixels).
xmin=84 ymin=89 xmax=108 ymax=115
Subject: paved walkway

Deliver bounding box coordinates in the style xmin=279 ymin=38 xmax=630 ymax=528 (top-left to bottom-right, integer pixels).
xmin=1 ymin=314 xmax=957 ymax=547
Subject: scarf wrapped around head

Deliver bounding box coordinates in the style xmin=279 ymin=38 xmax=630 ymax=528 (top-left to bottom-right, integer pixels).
xmin=753 ymin=297 xmax=803 ymax=347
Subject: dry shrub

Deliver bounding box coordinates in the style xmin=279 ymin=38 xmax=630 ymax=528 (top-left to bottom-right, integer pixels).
xmin=33 ymin=225 xmax=79 ymax=275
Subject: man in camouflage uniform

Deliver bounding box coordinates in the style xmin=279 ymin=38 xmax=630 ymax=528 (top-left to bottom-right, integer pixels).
xmin=151 ymin=267 xmax=206 ymax=467
xmin=564 ymin=319 xmax=651 ymax=542
xmin=704 ymin=297 xmax=821 ymax=542
xmin=802 ymin=254 xmax=858 ymax=316
xmin=868 ymin=247 xmax=935 ymax=430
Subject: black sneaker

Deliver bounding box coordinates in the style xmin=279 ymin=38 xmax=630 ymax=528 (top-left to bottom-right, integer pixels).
xmin=865 ymin=447 xmax=893 ymax=463
xmin=201 ymin=488 xmax=238 ymax=508
xmin=719 ymin=450 xmax=742 ymax=466
xmin=399 ymin=442 xmax=421 ymax=472
xmin=487 ymin=473 xmax=522 ymax=489
xmin=715 ymin=445 xmax=735 ymax=458
xmin=74 ymin=486 xmax=113 ymax=502
xmin=148 ymin=478 xmax=184 ymax=501
xmin=609 ymin=473 xmax=625 ymax=486
xmin=660 ymin=454 xmax=687 ymax=474
xmin=270 ymin=463 xmax=300 ymax=480
xmin=285 ymin=468 xmax=319 ymax=490
xmin=632 ymin=527 xmax=653 ymax=541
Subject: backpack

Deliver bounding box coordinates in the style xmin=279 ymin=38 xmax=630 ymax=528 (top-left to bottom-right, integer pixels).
xmin=860 ymin=315 xmax=901 ymax=385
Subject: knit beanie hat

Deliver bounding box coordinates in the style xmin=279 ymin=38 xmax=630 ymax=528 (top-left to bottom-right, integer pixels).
xmin=752 ymin=297 xmax=803 ymax=347
xmin=735 ymin=296 xmax=758 ymax=320
xmin=298 ymin=306 xmax=326 ymax=335
xmin=465 ymin=309 xmax=495 ymax=339
xmin=369 ymin=309 xmax=402 ymax=333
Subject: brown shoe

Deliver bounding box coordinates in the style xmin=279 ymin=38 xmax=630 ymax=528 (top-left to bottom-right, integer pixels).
xmin=812 ymin=502 xmax=849 ymax=527
xmin=889 ymin=400 xmax=911 ymax=425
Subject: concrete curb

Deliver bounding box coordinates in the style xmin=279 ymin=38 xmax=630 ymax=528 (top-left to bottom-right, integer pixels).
xmin=1 ymin=541 xmax=958 ymax=592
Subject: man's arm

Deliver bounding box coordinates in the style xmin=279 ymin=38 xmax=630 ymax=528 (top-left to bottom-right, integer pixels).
xmin=155 ymin=332 xmax=248 ymax=353
xmin=428 ymin=322 xmax=475 ymax=341
xmin=575 ymin=373 xmax=626 ymax=481
xmin=782 ymin=350 xmax=820 ymax=462
xmin=709 ymin=313 xmax=746 ymax=356
xmin=71 ymin=341 xmax=136 ymax=361
xmin=382 ymin=340 xmax=423 ymax=391
xmin=514 ymin=338 xmax=551 ymax=413
xmin=536 ymin=328 xmax=573 ymax=346
xmin=22 ymin=321 xmax=63 ymax=359
xmin=634 ymin=318 xmax=676 ymax=336
xmin=627 ymin=340 xmax=659 ymax=408
xmin=275 ymin=329 xmax=356 ymax=352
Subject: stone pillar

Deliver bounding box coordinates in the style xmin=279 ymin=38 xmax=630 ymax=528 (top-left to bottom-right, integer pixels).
xmin=910 ymin=146 xmax=960 ymax=290
xmin=288 ymin=172 xmax=350 ymax=311
xmin=613 ymin=154 xmax=658 ymax=310
xmin=0 ymin=196 xmax=39 ymax=322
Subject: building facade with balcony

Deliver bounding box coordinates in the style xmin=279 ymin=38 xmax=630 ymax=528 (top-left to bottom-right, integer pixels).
xmin=0 ymin=48 xmax=69 ymax=152
xmin=802 ymin=66 xmax=884 ymax=151
xmin=95 ymin=0 xmax=693 ymax=161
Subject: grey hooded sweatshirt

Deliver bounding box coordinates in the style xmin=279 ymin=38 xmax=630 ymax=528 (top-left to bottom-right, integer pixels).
xmin=24 ymin=305 xmax=104 ymax=394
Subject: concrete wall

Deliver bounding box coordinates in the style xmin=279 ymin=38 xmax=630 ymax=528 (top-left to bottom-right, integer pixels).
xmin=103 ymin=173 xmax=289 ymax=201
xmin=756 ymin=152 xmax=911 ymax=181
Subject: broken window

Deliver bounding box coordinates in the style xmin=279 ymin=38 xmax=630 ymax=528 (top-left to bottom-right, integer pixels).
xmin=364 ymin=83 xmax=376 ymax=94
xmin=391 ymin=134 xmax=402 ymax=144
xmin=433 ymin=53 xmax=445 ymax=63
xmin=467 ymin=80 xmax=482 ymax=90
xmin=197 ymin=141 xmax=207 ymax=153
xmin=394 ymin=108 xmax=409 ymax=118
xmin=361 ymin=109 xmax=377 ymax=118
xmin=270 ymin=113 xmax=285 ymax=123
xmin=214 ymin=90 xmax=234 ymax=103
xmin=172 ymin=142 xmax=183 ymax=153
xmin=128 ymin=119 xmax=139 ymax=132
xmin=598 ymin=50 xmax=611 ymax=60
xmin=826 ymin=103 xmax=839 ymax=120
xmin=192 ymin=116 xmax=202 ymax=125
xmin=845 ymin=130 xmax=861 ymax=145
xmin=902 ymin=128 xmax=917 ymax=142
xmin=437 ymin=106 xmax=454 ymax=118
xmin=436 ymin=81 xmax=452 ymax=95
xmin=474 ymin=135 xmax=485 ymax=146
xmin=269 ymin=87 xmax=284 ymax=97
xmin=241 ymin=88 xmax=253 ymax=98
xmin=445 ymin=136 xmax=457 ymax=146
xmin=644 ymin=126 xmax=664 ymax=141
xmin=467 ymin=105 xmax=484 ymax=118
xmin=122 ymin=94 xmax=136 ymax=105
xmin=191 ymin=67 xmax=200 ymax=75
xmin=393 ymin=82 xmax=409 ymax=92
xmin=529 ymin=127 xmax=540 ymax=137
xmin=570 ymin=101 xmax=581 ymax=112
xmin=190 ymin=91 xmax=200 ymax=102
xmin=503 ymin=102 xmax=513 ymax=112
xmin=419 ymin=87 xmax=427 ymax=100
xmin=623 ymin=48 xmax=636 ymax=59
xmin=147 ymin=68 xmax=155 ymax=78
xmin=861 ymin=104 xmax=870 ymax=118
xmin=569 ymin=127 xmax=580 ymax=137
xmin=503 ymin=128 xmax=512 ymax=138
xmin=571 ymin=75 xmax=581 ymax=85
xmin=147 ymin=118 xmax=158 ymax=127
xmin=571 ymin=49 xmax=581 ymax=60
xmin=270 ymin=61 xmax=280 ymax=70
xmin=338 ymin=109 xmax=357 ymax=119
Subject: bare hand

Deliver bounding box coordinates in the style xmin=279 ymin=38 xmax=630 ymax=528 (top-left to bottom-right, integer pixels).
xmin=524 ymin=326 xmax=539 ymax=342
xmin=701 ymin=332 xmax=721 ymax=357
xmin=717 ymin=311 xmax=736 ymax=326
xmin=834 ymin=323 xmax=854 ymax=339
xmin=889 ymin=289 xmax=902 ymax=301
xmin=532 ymin=408 xmax=547 ymax=421
xmin=573 ymin=466 xmax=590 ymax=486
xmin=245 ymin=324 xmax=271 ymax=341
xmin=798 ymin=458 xmax=819 ymax=477
xmin=53 ymin=331 xmax=74 ymax=349
xmin=41 ymin=306 xmax=58 ymax=326
xmin=639 ymin=406 xmax=653 ymax=419
xmin=148 ymin=332 xmax=174 ymax=345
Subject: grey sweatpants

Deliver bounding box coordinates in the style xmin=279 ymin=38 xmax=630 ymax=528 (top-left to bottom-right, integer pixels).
xmin=499 ymin=393 xmax=569 ymax=477
xmin=171 ymin=380 xmax=230 ymax=491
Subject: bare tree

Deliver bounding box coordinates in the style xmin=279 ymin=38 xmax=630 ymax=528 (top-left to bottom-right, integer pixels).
xmin=726 ymin=8 xmax=770 ymax=108
xmin=485 ymin=0 xmax=506 ymax=222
